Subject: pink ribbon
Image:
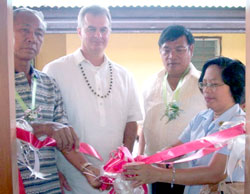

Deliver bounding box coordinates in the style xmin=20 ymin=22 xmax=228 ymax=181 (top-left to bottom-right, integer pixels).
xmin=16 ymin=127 xmax=103 ymax=160
xmin=18 ymin=170 xmax=25 ymax=194
xmin=141 ymin=123 xmax=245 ymax=164
xmin=100 ymin=146 xmax=148 ymax=193
xmin=16 ymin=127 xmax=56 ymax=148
xmin=100 ymin=123 xmax=244 ymax=193
xmin=17 ymin=123 xmax=244 ymax=194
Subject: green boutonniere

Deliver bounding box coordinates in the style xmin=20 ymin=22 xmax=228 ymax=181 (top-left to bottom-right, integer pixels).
xmin=23 ymin=106 xmax=41 ymax=122
xmin=161 ymin=101 xmax=183 ymax=123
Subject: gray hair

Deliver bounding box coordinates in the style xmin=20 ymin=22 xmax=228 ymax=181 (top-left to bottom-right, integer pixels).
xmin=77 ymin=5 xmax=111 ymax=28
xmin=13 ymin=8 xmax=47 ymax=30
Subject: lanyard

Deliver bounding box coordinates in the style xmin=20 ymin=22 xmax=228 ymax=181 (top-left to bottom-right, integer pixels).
xmin=162 ymin=67 xmax=190 ymax=105
xmin=15 ymin=77 xmax=37 ymax=111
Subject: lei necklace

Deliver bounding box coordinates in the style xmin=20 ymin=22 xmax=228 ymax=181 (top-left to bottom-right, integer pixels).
xmin=79 ymin=62 xmax=113 ymax=98
xmin=161 ymin=67 xmax=190 ymax=123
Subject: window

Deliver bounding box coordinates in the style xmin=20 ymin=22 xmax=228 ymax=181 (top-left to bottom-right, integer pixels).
xmin=192 ymin=37 xmax=221 ymax=71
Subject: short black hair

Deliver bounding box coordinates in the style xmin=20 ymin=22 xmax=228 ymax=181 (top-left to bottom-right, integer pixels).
xmin=158 ymin=25 xmax=194 ymax=47
xmin=199 ymin=57 xmax=245 ymax=104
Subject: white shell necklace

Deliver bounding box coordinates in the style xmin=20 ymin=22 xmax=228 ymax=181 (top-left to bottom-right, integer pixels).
xmin=78 ymin=62 xmax=113 ymax=98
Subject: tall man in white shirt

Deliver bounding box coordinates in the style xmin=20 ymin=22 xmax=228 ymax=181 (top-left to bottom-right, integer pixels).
xmin=43 ymin=5 xmax=142 ymax=194
xmin=139 ymin=25 xmax=206 ymax=194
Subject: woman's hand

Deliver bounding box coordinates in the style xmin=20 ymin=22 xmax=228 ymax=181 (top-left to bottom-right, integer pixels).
xmin=122 ymin=163 xmax=161 ymax=188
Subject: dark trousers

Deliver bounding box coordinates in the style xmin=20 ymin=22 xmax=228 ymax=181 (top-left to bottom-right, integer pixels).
xmin=151 ymin=182 xmax=185 ymax=194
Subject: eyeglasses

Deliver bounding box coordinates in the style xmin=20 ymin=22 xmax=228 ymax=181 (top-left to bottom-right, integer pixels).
xmin=161 ymin=46 xmax=189 ymax=56
xmin=198 ymin=82 xmax=225 ymax=91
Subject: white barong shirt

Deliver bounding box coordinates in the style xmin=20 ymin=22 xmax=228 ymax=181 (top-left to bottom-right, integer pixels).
xmin=143 ymin=63 xmax=206 ymax=169
xmin=43 ymin=48 xmax=142 ymax=194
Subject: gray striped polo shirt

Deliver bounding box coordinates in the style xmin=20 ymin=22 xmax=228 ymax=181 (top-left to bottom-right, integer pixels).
xmin=15 ymin=67 xmax=68 ymax=194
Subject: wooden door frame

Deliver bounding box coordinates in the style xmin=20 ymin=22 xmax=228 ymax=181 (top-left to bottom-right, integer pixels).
xmin=245 ymin=0 xmax=250 ymax=192
xmin=0 ymin=0 xmax=18 ymax=193
xmin=0 ymin=1 xmax=249 ymax=193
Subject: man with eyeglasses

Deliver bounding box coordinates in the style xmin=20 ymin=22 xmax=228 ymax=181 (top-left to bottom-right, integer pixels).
xmin=139 ymin=25 xmax=206 ymax=194
xmin=43 ymin=5 xmax=142 ymax=194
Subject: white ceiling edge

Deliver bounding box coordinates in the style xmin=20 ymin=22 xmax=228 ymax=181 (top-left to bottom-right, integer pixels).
xmin=12 ymin=0 xmax=246 ymax=8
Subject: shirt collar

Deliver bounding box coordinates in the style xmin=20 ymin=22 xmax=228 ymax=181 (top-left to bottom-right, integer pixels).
xmin=216 ymin=103 xmax=244 ymax=122
xmin=189 ymin=62 xmax=202 ymax=77
xmin=15 ymin=65 xmax=39 ymax=79
xmin=162 ymin=62 xmax=195 ymax=78
xmin=15 ymin=64 xmax=33 ymax=74
xmin=73 ymin=48 xmax=109 ymax=68
xmin=32 ymin=68 xmax=40 ymax=79
xmin=202 ymin=104 xmax=244 ymax=128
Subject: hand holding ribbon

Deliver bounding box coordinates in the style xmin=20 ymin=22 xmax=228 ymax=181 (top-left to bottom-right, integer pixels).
xmin=122 ymin=123 xmax=245 ymax=187
xmin=99 ymin=123 xmax=245 ymax=192
xmin=99 ymin=146 xmax=148 ymax=194
xmin=30 ymin=121 xmax=80 ymax=152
